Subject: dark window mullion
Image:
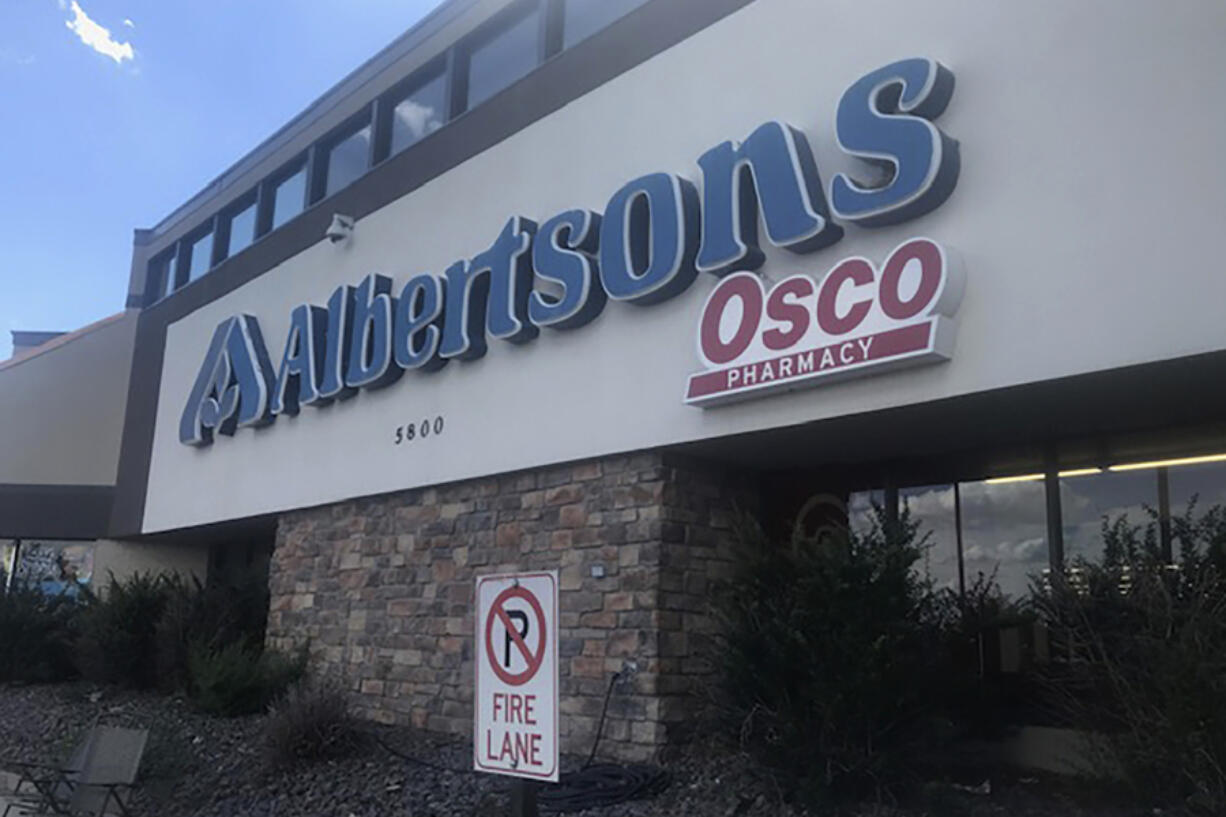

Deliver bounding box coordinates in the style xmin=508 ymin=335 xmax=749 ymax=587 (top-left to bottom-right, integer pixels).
xmin=209 ymin=213 xmax=228 ymax=268
xmin=306 ymin=144 xmax=326 ymax=206
xmin=446 ymin=45 xmax=467 ymax=118
xmin=542 ymin=0 xmax=564 ymax=60
xmin=1044 ymin=458 xmax=1065 ymax=577
xmin=370 ymin=98 xmax=390 ymax=167
xmin=173 ymin=240 xmax=191 ymax=291
xmin=255 ymin=178 xmax=274 ymax=238
xmin=1158 ymin=466 xmax=1173 ymax=563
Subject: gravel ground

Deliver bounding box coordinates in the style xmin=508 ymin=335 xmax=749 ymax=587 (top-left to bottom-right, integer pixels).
xmin=0 ymin=683 xmax=1153 ymax=817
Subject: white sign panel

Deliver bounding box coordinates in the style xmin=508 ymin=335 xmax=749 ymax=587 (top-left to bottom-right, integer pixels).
xmin=474 ymin=571 xmax=559 ymax=782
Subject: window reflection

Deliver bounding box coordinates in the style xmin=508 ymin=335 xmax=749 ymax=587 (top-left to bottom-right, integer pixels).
xmin=154 ymin=252 xmax=178 ymax=299
xmin=563 ymin=0 xmax=650 ymax=48
xmin=902 ymin=484 xmax=960 ymax=593
xmin=271 ymin=167 xmax=307 ymax=229
xmin=391 ymin=74 xmax=447 ymax=155
xmin=1169 ymin=460 xmax=1226 ymax=517
xmin=960 ymin=479 xmax=1048 ymax=598
xmin=848 ymin=490 xmax=884 ymax=540
xmin=227 ymin=201 xmax=257 ymax=257
xmin=1060 ymin=470 xmax=1157 ymax=563
xmin=466 ymin=9 xmax=541 ymax=110
xmin=187 ymin=231 xmax=213 ymax=282
xmin=326 ymin=125 xmax=372 ymax=197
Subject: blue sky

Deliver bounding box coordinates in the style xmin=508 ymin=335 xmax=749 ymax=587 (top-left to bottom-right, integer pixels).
xmin=0 ymin=0 xmax=442 ymax=358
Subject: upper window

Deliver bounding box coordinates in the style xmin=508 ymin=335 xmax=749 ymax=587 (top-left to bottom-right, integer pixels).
xmin=271 ymin=165 xmax=308 ymax=230
xmin=465 ymin=6 xmax=542 ymax=110
xmin=152 ymin=251 xmax=178 ymax=301
xmin=391 ymin=72 xmax=448 ymax=155
xmin=562 ymin=0 xmax=650 ymax=48
xmin=226 ymin=199 xmax=258 ymax=258
xmin=325 ymin=123 xmax=372 ymax=198
xmin=186 ymin=230 xmax=214 ymax=283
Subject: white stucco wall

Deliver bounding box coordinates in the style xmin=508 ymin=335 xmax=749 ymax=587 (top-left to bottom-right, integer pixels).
xmin=143 ymin=0 xmax=1226 ymax=533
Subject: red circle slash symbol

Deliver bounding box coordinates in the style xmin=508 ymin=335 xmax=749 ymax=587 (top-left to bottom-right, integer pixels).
xmin=485 ymin=585 xmax=547 ymax=687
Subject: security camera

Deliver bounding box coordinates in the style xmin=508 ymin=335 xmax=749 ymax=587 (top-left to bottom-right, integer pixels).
xmin=326 ymin=214 xmax=355 ymax=244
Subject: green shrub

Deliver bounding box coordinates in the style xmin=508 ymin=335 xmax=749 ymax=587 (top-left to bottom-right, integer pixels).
xmin=711 ymin=505 xmax=947 ymax=804
xmin=0 ymin=586 xmax=79 ymax=683
xmin=155 ymin=571 xmax=270 ymax=692
xmin=74 ymin=572 xmax=170 ymax=689
xmin=188 ymin=641 xmax=306 ymax=717
xmin=265 ymin=677 xmax=358 ymax=766
xmin=1034 ymin=503 xmax=1226 ymax=815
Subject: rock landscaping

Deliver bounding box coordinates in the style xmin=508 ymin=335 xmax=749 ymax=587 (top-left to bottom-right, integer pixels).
xmin=0 ymin=683 xmax=1152 ymax=817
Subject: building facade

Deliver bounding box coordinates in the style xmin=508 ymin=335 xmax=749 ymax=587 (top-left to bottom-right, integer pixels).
xmin=5 ymin=0 xmax=1226 ymax=762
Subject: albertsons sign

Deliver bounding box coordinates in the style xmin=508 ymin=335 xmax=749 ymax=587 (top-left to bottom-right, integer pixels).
xmin=181 ymin=58 xmax=961 ymax=447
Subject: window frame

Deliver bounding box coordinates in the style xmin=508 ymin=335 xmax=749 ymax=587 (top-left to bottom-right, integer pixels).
xmin=259 ymin=155 xmax=310 ymax=236
xmin=452 ymin=0 xmax=548 ymax=117
xmin=312 ymin=108 xmax=377 ymax=203
xmin=180 ymin=218 xmax=218 ymax=286
xmin=376 ymin=56 xmax=452 ymax=163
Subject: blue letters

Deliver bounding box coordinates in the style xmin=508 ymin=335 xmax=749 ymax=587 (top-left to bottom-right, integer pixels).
xmin=438 ymin=259 xmax=489 ymax=361
xmin=697 ymin=121 xmax=843 ymax=276
xmin=600 ymin=173 xmax=700 ymax=305
xmin=319 ymin=285 xmax=356 ymax=401
xmin=529 ymin=210 xmax=606 ymax=330
xmin=394 ymin=274 xmax=447 ymax=371
xmin=345 ymin=274 xmax=401 ymax=390
xmin=179 ymin=315 xmax=275 ymax=446
xmin=271 ymin=304 xmax=327 ymax=416
xmin=481 ymin=217 xmax=539 ymax=344
xmin=830 ymin=58 xmax=959 ymax=227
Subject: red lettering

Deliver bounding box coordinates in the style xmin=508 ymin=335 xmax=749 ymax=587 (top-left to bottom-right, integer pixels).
xmin=763 ymin=276 xmax=813 ymax=350
xmin=524 ymin=695 xmax=537 ymax=726
xmin=879 ymin=238 xmax=942 ymax=320
xmin=699 ymin=273 xmax=762 ymax=365
xmin=816 ymin=257 xmax=873 ymax=336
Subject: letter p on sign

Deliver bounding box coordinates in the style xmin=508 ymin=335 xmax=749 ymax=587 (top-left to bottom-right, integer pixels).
xmin=474 ymin=571 xmax=559 ymax=781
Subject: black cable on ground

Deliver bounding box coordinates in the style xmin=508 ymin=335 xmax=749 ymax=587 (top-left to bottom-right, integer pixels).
xmin=538 ymin=670 xmax=672 ymax=813
xmin=538 ymin=764 xmax=671 ymax=813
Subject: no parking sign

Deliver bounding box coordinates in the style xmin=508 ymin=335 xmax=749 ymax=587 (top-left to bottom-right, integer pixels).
xmin=474 ymin=571 xmax=559 ymax=782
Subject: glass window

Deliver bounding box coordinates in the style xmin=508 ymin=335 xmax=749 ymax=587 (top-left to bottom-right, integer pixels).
xmin=1163 ymin=457 xmax=1226 ymax=560
xmin=187 ymin=231 xmax=213 ymax=282
xmin=563 ymin=0 xmax=649 ymax=48
xmin=391 ymin=73 xmax=448 ymax=155
xmin=902 ymin=484 xmax=960 ymax=593
xmin=153 ymin=252 xmax=178 ymax=300
xmin=960 ymin=478 xmax=1049 ymax=599
xmin=848 ymin=489 xmax=885 ymax=540
xmin=325 ymin=124 xmax=372 ymax=197
xmin=271 ymin=166 xmax=307 ymax=230
xmin=227 ymin=200 xmax=257 ymax=257
xmin=1168 ymin=459 xmax=1226 ymax=518
xmin=466 ymin=9 xmax=541 ymax=110
xmin=1060 ymin=470 xmax=1158 ymax=565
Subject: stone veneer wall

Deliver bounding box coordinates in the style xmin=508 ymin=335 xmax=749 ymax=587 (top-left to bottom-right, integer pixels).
xmin=266 ymin=452 xmax=759 ymax=762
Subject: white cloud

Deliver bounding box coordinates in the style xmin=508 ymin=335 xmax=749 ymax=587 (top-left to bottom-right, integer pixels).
xmin=123 ymin=18 xmax=135 ymax=29
xmin=64 ymin=1 xmax=135 ymax=65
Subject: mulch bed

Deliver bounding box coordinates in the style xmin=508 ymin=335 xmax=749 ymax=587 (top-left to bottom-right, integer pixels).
xmin=0 ymin=683 xmax=1157 ymax=816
